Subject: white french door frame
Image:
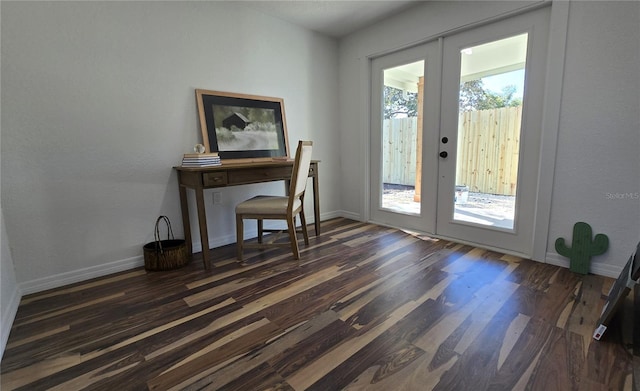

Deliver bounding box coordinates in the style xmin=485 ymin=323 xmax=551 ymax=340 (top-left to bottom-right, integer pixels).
xmin=369 ymin=41 xmax=441 ymax=234
xmin=362 ymin=1 xmax=569 ymax=260
xmin=435 ymin=7 xmax=550 ymax=256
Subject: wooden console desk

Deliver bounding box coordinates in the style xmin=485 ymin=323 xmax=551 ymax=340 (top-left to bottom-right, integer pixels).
xmin=175 ymin=160 xmax=320 ymax=269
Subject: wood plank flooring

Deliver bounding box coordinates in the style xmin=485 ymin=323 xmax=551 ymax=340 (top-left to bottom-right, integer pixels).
xmin=1 ymin=218 xmax=635 ymax=390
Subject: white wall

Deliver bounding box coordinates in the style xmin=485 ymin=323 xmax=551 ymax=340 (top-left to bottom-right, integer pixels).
xmin=0 ymin=2 xmax=21 ymax=358
xmin=338 ymin=0 xmax=640 ymax=276
xmin=1 ymin=208 xmax=20 ymax=359
xmin=546 ymin=1 xmax=640 ymax=275
xmin=2 ymin=0 xmax=638 ymax=347
xmin=1 ymin=1 xmax=340 ymax=291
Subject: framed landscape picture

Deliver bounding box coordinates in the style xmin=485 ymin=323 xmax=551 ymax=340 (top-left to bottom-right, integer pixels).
xmin=195 ymin=89 xmax=290 ymax=161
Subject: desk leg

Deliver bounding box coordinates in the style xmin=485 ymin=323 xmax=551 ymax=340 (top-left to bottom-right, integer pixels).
xmin=312 ymin=164 xmax=320 ymax=236
xmin=194 ymin=188 xmax=211 ymax=269
xmin=178 ymin=186 xmax=193 ymax=260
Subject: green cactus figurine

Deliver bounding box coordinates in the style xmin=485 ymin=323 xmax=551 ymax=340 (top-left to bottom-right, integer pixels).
xmin=555 ymin=222 xmax=609 ymax=274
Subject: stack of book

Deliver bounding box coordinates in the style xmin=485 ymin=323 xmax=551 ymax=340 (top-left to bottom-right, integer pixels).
xmin=181 ymin=152 xmax=221 ymax=167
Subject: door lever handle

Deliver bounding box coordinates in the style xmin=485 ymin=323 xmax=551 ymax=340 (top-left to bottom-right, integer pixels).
xmin=439 ymin=151 xmax=448 ymax=158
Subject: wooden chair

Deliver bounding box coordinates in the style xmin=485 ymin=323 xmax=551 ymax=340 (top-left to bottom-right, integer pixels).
xmin=235 ymin=141 xmax=313 ymax=261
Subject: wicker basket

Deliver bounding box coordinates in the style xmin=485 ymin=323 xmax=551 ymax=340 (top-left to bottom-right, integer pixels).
xmin=143 ymin=216 xmax=190 ymax=271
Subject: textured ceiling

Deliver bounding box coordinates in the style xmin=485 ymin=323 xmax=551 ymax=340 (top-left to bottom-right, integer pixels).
xmin=240 ymin=1 xmax=423 ymax=38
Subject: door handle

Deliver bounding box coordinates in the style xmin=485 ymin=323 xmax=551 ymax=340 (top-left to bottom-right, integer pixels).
xmin=439 ymin=151 xmax=448 ymax=158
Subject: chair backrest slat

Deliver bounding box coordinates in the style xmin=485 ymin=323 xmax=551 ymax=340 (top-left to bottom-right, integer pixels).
xmin=289 ymin=141 xmax=313 ymax=201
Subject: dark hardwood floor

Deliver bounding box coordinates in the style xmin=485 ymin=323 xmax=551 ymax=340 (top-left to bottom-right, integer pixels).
xmin=1 ymin=218 xmax=635 ymax=390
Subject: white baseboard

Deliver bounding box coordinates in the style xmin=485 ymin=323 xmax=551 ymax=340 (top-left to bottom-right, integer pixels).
xmin=190 ymin=233 xmax=237 ymax=254
xmin=190 ymin=211 xmax=351 ymax=253
xmin=220 ymin=209 xmax=624 ymax=279
xmin=1 ymin=284 xmax=22 ymax=360
xmin=545 ymin=252 xmax=622 ymax=278
xmin=18 ymin=211 xmax=355 ymax=295
xmin=19 ymin=255 xmax=145 ymax=296
xmin=7 ymin=213 xmax=623 ymax=362
xmin=333 ymin=210 xmax=361 ymax=221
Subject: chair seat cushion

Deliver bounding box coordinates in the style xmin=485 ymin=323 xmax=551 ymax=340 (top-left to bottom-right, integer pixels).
xmin=236 ymin=195 xmax=302 ymax=215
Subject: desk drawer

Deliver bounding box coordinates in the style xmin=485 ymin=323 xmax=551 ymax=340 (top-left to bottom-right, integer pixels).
xmin=229 ymin=167 xmax=293 ymax=184
xmin=203 ymin=172 xmax=228 ymax=187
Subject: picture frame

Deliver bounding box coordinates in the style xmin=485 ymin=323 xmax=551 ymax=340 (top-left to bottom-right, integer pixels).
xmin=593 ymin=241 xmax=640 ymax=340
xmin=195 ymin=89 xmax=290 ymax=161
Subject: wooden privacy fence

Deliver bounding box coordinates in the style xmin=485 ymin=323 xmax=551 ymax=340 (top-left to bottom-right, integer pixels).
xmin=382 ymin=118 xmax=419 ymax=187
xmin=382 ymin=106 xmax=522 ymax=196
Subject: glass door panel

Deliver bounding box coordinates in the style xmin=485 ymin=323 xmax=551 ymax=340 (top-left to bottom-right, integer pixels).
xmin=436 ymin=7 xmax=550 ymax=256
xmin=370 ymin=42 xmax=439 ymax=233
xmin=381 ymin=61 xmax=424 ymax=216
xmin=452 ymin=34 xmax=528 ymax=230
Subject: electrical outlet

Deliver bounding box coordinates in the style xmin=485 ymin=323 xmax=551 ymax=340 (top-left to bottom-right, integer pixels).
xmin=212 ymin=192 xmax=222 ymax=205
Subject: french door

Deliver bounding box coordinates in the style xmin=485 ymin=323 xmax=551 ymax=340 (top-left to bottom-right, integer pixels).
xmin=370 ymin=41 xmax=440 ymax=233
xmin=370 ymin=7 xmax=550 ymax=256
